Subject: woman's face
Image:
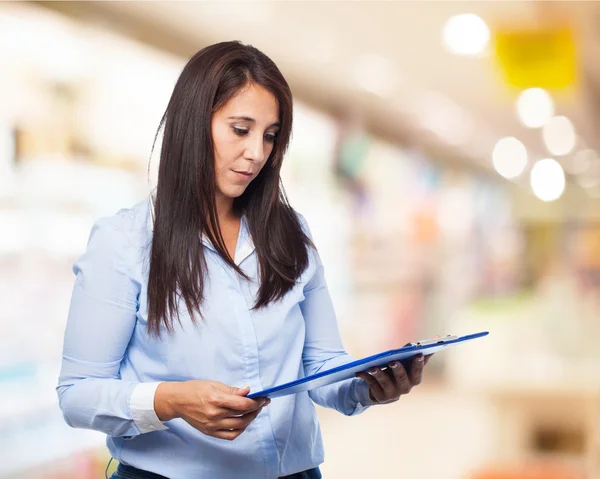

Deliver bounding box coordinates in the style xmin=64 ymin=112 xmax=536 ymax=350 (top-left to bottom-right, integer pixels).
xmin=211 ymin=83 xmax=280 ymax=202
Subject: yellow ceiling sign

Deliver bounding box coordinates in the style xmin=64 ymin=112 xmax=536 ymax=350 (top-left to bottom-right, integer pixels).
xmin=494 ymin=26 xmax=577 ymax=89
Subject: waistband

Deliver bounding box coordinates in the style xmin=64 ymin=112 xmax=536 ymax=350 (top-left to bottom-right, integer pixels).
xmin=115 ymin=463 xmax=322 ymax=479
xmin=115 ymin=464 xmax=169 ymax=479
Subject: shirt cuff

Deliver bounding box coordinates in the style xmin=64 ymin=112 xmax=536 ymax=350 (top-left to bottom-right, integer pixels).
xmin=130 ymin=382 xmax=169 ymax=433
xmin=354 ymin=378 xmax=376 ymax=407
xmin=345 ymin=378 xmax=376 ymax=416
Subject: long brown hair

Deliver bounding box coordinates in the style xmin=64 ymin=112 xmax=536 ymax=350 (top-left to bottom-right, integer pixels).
xmin=147 ymin=41 xmax=312 ymax=336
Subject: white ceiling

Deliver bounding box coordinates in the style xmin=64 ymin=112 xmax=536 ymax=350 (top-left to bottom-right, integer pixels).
xmin=40 ymin=1 xmax=600 ymax=182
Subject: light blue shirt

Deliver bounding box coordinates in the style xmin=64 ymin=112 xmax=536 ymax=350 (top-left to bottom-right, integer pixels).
xmin=57 ymin=198 xmax=373 ymax=479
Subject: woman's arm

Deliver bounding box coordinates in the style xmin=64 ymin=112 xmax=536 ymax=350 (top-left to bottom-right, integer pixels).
xmin=298 ymin=215 xmax=374 ymax=416
xmin=56 ymin=216 xmax=165 ymax=438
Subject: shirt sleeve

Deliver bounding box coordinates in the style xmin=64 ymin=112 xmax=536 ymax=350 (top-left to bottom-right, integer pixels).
xmin=56 ymin=216 xmax=168 ymax=438
xmin=297 ymin=214 xmax=376 ymax=416
xmin=130 ymin=382 xmax=169 ymax=433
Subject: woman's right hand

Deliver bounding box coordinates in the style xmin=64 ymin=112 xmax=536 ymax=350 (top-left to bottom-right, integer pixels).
xmin=155 ymin=381 xmax=270 ymax=440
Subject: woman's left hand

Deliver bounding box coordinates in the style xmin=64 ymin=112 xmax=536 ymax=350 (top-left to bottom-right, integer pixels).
xmin=355 ymin=354 xmax=432 ymax=404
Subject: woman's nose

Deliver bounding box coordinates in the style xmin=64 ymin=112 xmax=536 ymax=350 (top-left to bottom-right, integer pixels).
xmin=243 ymin=134 xmax=265 ymax=163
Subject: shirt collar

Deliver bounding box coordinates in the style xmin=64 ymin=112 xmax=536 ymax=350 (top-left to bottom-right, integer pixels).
xmin=147 ymin=194 xmax=255 ymax=265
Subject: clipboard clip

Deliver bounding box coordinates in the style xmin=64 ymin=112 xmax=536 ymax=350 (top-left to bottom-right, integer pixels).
xmin=410 ymin=335 xmax=459 ymax=347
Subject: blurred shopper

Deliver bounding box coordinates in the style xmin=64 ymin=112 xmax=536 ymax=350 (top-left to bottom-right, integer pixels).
xmin=56 ymin=41 xmax=430 ymax=479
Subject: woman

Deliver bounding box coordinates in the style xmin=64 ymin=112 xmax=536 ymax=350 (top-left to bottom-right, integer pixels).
xmin=57 ymin=41 xmax=429 ymax=479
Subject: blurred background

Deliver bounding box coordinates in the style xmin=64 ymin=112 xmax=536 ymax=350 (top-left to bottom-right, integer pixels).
xmin=2 ymin=1 xmax=600 ymax=478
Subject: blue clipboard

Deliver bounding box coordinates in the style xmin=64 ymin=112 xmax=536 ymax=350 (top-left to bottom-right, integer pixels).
xmin=248 ymin=331 xmax=489 ymax=399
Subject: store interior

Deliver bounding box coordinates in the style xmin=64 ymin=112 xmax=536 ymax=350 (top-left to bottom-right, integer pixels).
xmin=2 ymin=2 xmax=600 ymax=478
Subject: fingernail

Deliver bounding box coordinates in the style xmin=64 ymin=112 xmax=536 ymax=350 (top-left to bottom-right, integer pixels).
xmin=417 ymin=356 xmax=424 ymax=362
xmin=368 ymin=368 xmax=378 ymax=375
xmin=238 ymin=385 xmax=250 ymax=391
xmin=390 ymin=362 xmax=400 ymax=368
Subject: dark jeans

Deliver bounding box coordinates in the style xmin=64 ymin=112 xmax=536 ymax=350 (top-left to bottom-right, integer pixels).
xmin=111 ymin=463 xmax=322 ymax=479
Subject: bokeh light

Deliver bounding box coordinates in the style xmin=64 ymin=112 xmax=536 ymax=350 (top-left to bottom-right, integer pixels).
xmin=442 ymin=13 xmax=490 ymax=56
xmin=542 ymin=115 xmax=577 ymax=156
xmin=492 ymin=136 xmax=528 ymax=179
xmin=516 ymin=88 xmax=554 ymax=129
xmin=530 ymin=158 xmax=566 ymax=202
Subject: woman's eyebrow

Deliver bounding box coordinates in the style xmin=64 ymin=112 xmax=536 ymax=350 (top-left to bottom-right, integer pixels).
xmin=228 ymin=116 xmax=280 ymax=128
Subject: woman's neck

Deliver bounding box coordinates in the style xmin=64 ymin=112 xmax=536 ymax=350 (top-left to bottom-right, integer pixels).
xmin=215 ymin=193 xmax=238 ymax=225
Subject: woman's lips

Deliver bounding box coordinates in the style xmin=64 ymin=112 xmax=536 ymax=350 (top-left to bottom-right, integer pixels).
xmin=232 ymin=170 xmax=253 ymax=180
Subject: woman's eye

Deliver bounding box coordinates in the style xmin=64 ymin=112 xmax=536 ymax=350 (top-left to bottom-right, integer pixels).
xmin=232 ymin=127 xmax=248 ymax=136
xmin=264 ymin=133 xmax=278 ymax=142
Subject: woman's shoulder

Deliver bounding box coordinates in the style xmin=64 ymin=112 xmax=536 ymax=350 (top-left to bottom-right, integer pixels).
xmin=95 ymin=196 xmax=150 ymax=232
xmin=290 ymin=210 xmax=323 ymax=275
xmin=292 ymin=210 xmax=312 ymax=239
xmin=86 ymin=198 xmax=152 ymax=260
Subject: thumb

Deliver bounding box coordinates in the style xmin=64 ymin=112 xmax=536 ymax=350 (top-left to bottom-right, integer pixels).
xmin=232 ymin=385 xmax=251 ymax=396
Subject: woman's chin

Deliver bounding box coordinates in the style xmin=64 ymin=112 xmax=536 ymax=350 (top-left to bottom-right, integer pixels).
xmin=222 ymin=185 xmax=248 ymax=199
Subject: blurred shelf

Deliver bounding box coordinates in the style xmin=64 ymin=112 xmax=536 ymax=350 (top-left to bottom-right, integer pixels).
xmin=0 ymin=413 xmax=105 ymax=477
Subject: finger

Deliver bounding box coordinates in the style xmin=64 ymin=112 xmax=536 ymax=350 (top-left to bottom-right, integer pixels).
xmin=213 ymin=428 xmax=245 ymax=441
xmin=232 ymin=396 xmax=270 ymax=412
xmin=366 ymin=367 xmax=396 ymax=399
xmin=220 ymin=400 xmax=269 ymax=420
xmin=213 ymin=383 xmax=252 ymax=398
xmin=217 ymin=408 xmax=262 ymax=430
xmin=213 ymin=383 xmax=255 ymax=401
xmin=409 ymin=355 xmax=425 ymax=385
xmin=220 ymin=385 xmax=271 ymax=413
xmin=388 ymin=361 xmax=412 ymax=394
xmin=355 ymin=372 xmax=384 ymax=401
xmin=215 ymin=393 xmax=269 ymax=414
